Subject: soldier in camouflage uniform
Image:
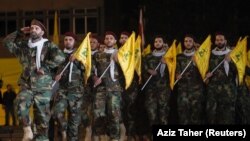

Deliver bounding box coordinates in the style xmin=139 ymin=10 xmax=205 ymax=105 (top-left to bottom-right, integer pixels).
xmin=236 ymin=69 xmax=250 ymax=125
xmin=53 ymin=32 xmax=87 ymax=141
xmin=119 ymin=31 xmax=139 ymax=141
xmin=235 ymin=42 xmax=250 ymax=125
xmin=92 ymin=31 xmax=123 ymax=141
xmin=206 ymin=32 xmax=237 ymax=124
xmin=143 ymin=35 xmax=171 ymax=128
xmin=3 ymin=19 xmax=65 ymax=141
xmin=81 ymin=33 xmax=100 ymax=141
xmin=176 ymin=35 xmax=205 ymax=124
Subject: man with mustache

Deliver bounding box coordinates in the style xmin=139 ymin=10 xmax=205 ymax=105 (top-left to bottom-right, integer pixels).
xmin=205 ymin=32 xmax=237 ymax=124
xmin=92 ymin=31 xmax=123 ymax=141
xmin=176 ymin=34 xmax=205 ymax=125
xmin=143 ymin=35 xmax=171 ymax=139
xmin=3 ymin=19 xmax=65 ymax=141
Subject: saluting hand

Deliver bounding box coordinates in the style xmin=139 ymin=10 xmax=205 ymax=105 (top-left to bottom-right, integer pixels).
xmin=21 ymin=27 xmax=31 ymax=34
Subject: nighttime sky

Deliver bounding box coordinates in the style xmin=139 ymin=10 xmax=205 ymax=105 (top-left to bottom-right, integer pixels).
xmin=105 ymin=0 xmax=250 ymax=45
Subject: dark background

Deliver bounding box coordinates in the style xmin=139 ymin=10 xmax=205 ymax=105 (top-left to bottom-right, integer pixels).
xmin=105 ymin=0 xmax=250 ymax=45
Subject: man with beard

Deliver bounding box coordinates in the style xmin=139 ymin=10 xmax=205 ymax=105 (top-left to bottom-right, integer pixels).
xmin=92 ymin=31 xmax=123 ymax=141
xmin=3 ymin=19 xmax=65 ymax=141
xmin=118 ymin=31 xmax=139 ymax=141
xmin=205 ymin=32 xmax=237 ymax=124
xmin=119 ymin=31 xmax=129 ymax=47
xmin=53 ymin=32 xmax=87 ymax=141
xmin=175 ymin=35 xmax=205 ymax=124
xmin=81 ymin=33 xmax=101 ymax=141
xmin=143 ymin=35 xmax=171 ymax=137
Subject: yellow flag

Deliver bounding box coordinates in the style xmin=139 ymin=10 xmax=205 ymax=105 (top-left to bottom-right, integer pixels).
xmin=53 ymin=11 xmax=59 ymax=45
xmin=194 ymin=35 xmax=212 ymax=80
xmin=176 ymin=42 xmax=182 ymax=55
xmin=230 ymin=37 xmax=247 ymax=85
xmin=237 ymin=37 xmax=242 ymax=46
xmin=245 ymin=50 xmax=250 ymax=88
xmin=73 ymin=32 xmax=92 ymax=84
xmin=118 ymin=32 xmax=136 ymax=89
xmin=142 ymin=44 xmax=151 ymax=57
xmin=135 ymin=35 xmax=142 ymax=81
xmin=163 ymin=40 xmax=177 ymax=90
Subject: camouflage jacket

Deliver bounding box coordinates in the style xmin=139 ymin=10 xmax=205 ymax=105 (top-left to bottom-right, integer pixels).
xmin=92 ymin=48 xmax=123 ymax=92
xmin=176 ymin=53 xmax=203 ymax=87
xmin=3 ymin=30 xmax=65 ymax=90
xmin=57 ymin=50 xmax=85 ymax=89
xmin=143 ymin=51 xmax=169 ymax=88
xmin=208 ymin=49 xmax=237 ymax=85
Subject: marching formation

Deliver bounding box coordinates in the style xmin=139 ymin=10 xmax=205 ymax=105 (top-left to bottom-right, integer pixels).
xmin=2 ymin=19 xmax=250 ymax=141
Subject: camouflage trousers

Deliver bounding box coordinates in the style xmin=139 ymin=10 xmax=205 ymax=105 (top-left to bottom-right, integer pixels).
xmin=206 ymin=83 xmax=237 ymax=124
xmin=236 ymin=85 xmax=250 ymax=124
xmin=52 ymin=87 xmax=84 ymax=141
xmin=121 ymin=85 xmax=138 ymax=136
xmin=81 ymin=85 xmax=93 ymax=127
xmin=145 ymin=85 xmax=170 ymax=126
xmin=177 ymin=84 xmax=204 ymax=124
xmin=92 ymin=90 xmax=122 ymax=140
xmin=15 ymin=89 xmax=52 ymax=141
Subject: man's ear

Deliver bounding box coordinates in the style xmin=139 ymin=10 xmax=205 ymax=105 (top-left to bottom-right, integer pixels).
xmin=40 ymin=30 xmax=45 ymax=36
xmin=225 ymin=40 xmax=227 ymax=45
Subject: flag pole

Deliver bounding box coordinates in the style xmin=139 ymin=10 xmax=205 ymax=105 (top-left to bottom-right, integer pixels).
xmin=174 ymin=60 xmax=192 ymax=85
xmin=93 ymin=63 xmax=112 ymax=87
xmin=141 ymin=62 xmax=161 ymax=91
xmin=204 ymin=59 xmax=225 ymax=82
xmin=52 ymin=61 xmax=71 ymax=87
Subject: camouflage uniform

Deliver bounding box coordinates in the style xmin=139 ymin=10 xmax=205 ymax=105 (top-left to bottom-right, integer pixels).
xmin=81 ymin=50 xmax=98 ymax=127
xmin=121 ymin=75 xmax=139 ymax=136
xmin=53 ymin=50 xmax=86 ymax=141
xmin=3 ymin=30 xmax=65 ymax=140
xmin=206 ymin=48 xmax=237 ymax=124
xmin=92 ymin=48 xmax=123 ymax=140
xmin=176 ymin=52 xmax=205 ymax=124
xmin=235 ymin=66 xmax=250 ymax=124
xmin=143 ymin=51 xmax=171 ymax=126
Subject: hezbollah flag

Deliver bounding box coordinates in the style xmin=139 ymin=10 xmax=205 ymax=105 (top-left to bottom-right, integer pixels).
xmin=53 ymin=11 xmax=59 ymax=45
xmin=135 ymin=35 xmax=142 ymax=81
xmin=245 ymin=49 xmax=250 ymax=88
xmin=230 ymin=36 xmax=247 ymax=85
xmin=118 ymin=32 xmax=136 ymax=89
xmin=142 ymin=44 xmax=151 ymax=57
xmin=194 ymin=35 xmax=212 ymax=80
xmin=73 ymin=32 xmax=92 ymax=84
xmin=176 ymin=42 xmax=182 ymax=55
xmin=163 ymin=40 xmax=177 ymax=90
